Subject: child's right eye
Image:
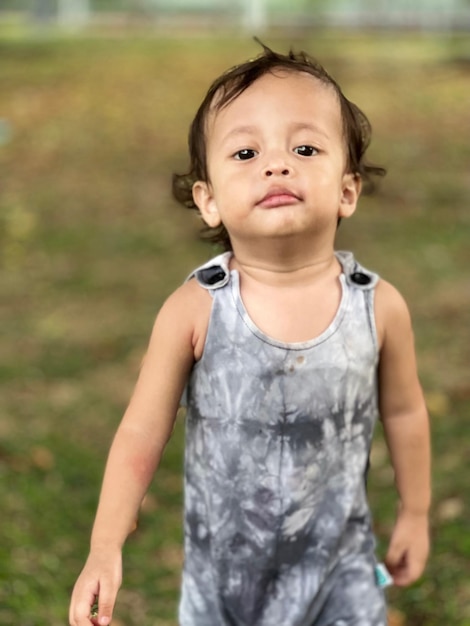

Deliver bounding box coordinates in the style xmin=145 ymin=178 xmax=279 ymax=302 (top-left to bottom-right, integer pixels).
xmin=233 ymin=149 xmax=257 ymax=160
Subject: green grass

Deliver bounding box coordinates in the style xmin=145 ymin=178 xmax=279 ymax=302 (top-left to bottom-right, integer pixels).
xmin=0 ymin=27 xmax=469 ymax=625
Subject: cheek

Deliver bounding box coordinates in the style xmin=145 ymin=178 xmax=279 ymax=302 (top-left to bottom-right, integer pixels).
xmin=210 ymin=171 xmax=244 ymax=202
xmin=309 ymin=169 xmax=341 ymax=190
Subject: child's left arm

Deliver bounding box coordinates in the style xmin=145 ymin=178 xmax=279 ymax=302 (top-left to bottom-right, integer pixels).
xmin=375 ymin=280 xmax=431 ymax=587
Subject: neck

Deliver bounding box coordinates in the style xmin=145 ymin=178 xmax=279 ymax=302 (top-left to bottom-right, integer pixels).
xmin=230 ymin=237 xmax=340 ymax=287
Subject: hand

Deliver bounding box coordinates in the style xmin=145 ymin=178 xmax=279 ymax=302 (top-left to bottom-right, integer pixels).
xmin=385 ymin=508 xmax=429 ymax=587
xmin=69 ymin=549 xmax=122 ymax=626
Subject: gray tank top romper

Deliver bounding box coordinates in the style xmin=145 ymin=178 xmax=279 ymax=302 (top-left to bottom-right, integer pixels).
xmin=179 ymin=251 xmax=387 ymax=626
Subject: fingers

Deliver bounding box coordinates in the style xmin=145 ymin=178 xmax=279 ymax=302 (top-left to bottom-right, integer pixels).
xmin=70 ymin=585 xmax=118 ymax=626
xmin=96 ymin=583 xmax=118 ymax=626
xmin=385 ymin=544 xmax=408 ymax=587
xmin=69 ymin=584 xmax=96 ymax=626
xmin=69 ymin=575 xmax=121 ymax=626
xmin=69 ymin=551 xmax=123 ymax=626
xmin=385 ymin=509 xmax=429 ymax=587
xmin=385 ymin=557 xmax=411 ymax=587
xmin=385 ymin=542 xmax=426 ymax=587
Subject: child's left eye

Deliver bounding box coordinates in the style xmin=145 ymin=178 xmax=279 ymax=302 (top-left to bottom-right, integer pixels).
xmin=294 ymin=145 xmax=318 ymax=156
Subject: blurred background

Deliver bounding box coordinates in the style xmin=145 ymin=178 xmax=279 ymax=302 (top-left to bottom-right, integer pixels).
xmin=0 ymin=1 xmax=469 ymax=625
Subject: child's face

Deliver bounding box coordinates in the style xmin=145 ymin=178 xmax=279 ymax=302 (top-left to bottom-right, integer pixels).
xmin=192 ymin=71 xmax=360 ymax=250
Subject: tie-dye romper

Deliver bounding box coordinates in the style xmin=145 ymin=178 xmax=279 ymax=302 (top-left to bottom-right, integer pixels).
xmin=179 ymin=251 xmax=387 ymax=626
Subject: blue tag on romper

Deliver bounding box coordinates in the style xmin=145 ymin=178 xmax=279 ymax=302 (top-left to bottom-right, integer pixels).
xmin=375 ymin=563 xmax=394 ymax=588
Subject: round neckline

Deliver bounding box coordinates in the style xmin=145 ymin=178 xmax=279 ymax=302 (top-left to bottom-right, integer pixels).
xmin=230 ymin=265 xmax=350 ymax=351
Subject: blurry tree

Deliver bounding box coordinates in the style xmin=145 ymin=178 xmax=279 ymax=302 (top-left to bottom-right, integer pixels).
xmin=58 ymin=0 xmax=91 ymax=27
xmin=0 ymin=0 xmax=30 ymax=9
xmin=32 ymin=0 xmax=56 ymax=22
xmin=301 ymin=0 xmax=468 ymax=29
xmin=241 ymin=0 xmax=267 ymax=32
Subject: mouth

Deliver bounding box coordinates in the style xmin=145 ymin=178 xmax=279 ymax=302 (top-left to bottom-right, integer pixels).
xmin=257 ymin=187 xmax=301 ymax=209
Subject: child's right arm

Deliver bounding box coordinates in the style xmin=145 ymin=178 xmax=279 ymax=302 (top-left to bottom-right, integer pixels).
xmin=69 ymin=280 xmax=209 ymax=626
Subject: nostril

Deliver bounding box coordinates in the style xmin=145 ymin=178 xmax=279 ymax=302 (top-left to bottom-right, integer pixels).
xmin=264 ymin=167 xmax=290 ymax=177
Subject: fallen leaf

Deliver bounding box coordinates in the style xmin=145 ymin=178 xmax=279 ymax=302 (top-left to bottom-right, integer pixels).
xmin=387 ymin=606 xmax=406 ymax=626
xmin=30 ymin=446 xmax=55 ymax=471
xmin=436 ymin=497 xmax=464 ymax=522
xmin=140 ymin=493 xmax=158 ymax=513
xmin=425 ymin=391 xmax=450 ymax=416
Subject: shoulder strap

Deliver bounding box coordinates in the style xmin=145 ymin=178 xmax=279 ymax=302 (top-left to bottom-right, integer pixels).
xmin=336 ymin=250 xmax=379 ymax=291
xmin=186 ymin=252 xmax=232 ymax=290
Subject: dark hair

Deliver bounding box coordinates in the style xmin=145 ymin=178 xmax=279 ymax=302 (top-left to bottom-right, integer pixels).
xmin=173 ymin=41 xmax=386 ymax=250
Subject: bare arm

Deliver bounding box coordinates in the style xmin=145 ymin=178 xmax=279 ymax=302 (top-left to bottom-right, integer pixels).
xmin=375 ymin=280 xmax=431 ymax=586
xmin=69 ymin=280 xmax=210 ymax=626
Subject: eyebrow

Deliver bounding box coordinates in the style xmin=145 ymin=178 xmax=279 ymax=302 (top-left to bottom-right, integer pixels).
xmin=290 ymin=122 xmax=331 ymax=139
xmin=219 ymin=122 xmax=331 ymax=145
xmin=219 ymin=125 xmax=257 ymax=143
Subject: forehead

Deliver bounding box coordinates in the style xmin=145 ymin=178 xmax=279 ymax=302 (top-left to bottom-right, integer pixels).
xmin=207 ymin=70 xmax=343 ymax=138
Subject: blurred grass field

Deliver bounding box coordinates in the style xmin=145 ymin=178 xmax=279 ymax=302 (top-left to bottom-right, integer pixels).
xmin=0 ymin=27 xmax=469 ymax=626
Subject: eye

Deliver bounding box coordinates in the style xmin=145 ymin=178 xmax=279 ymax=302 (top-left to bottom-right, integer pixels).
xmin=233 ymin=149 xmax=258 ymax=161
xmin=294 ymin=145 xmax=318 ymax=157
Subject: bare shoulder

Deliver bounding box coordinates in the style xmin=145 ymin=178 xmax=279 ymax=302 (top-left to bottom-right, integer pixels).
xmin=121 ymin=278 xmax=213 ymax=437
xmin=154 ymin=278 xmax=213 ymax=361
xmin=374 ymin=280 xmax=427 ymax=425
xmin=374 ymin=278 xmax=413 ymax=349
xmin=159 ymin=277 xmax=212 ymax=316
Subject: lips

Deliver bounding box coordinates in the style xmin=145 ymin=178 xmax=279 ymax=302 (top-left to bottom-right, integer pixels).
xmin=258 ymin=187 xmax=301 ymax=208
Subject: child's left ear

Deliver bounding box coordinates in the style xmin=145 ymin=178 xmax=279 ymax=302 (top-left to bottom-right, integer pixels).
xmin=339 ymin=172 xmax=361 ymax=218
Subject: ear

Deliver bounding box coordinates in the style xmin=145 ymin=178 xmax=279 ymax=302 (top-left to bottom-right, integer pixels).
xmin=339 ymin=172 xmax=361 ymax=219
xmin=192 ymin=181 xmax=222 ymax=228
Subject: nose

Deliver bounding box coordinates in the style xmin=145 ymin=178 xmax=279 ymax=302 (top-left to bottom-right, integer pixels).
xmin=263 ymin=153 xmax=292 ymax=177
xmin=265 ymin=166 xmax=290 ymax=177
